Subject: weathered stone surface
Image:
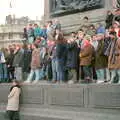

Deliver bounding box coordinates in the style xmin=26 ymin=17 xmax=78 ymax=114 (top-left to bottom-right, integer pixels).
xmin=88 ymin=84 xmax=120 ymax=108
xmin=44 ymin=0 xmax=113 ymax=33
xmin=1 ymin=84 xmax=120 ymax=109
xmin=1 ymin=107 xmax=120 ymax=120
xmin=1 ymin=84 xmax=120 ymax=120
xmin=0 ymin=85 xmax=10 ymax=103
xmin=21 ymin=85 xmax=44 ymax=104
xmin=47 ymin=86 xmax=84 ymax=107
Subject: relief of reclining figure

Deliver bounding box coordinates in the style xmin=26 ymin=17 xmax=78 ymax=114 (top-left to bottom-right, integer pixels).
xmin=52 ymin=0 xmax=103 ymax=12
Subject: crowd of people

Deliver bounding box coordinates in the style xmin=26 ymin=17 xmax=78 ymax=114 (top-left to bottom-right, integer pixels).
xmin=0 ymin=10 xmax=120 ymax=84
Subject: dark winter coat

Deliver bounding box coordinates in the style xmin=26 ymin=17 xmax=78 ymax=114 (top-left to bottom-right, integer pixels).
xmin=66 ymin=42 xmax=78 ymax=69
xmin=95 ymin=40 xmax=108 ymax=69
xmin=108 ymin=39 xmax=120 ymax=69
xmin=6 ymin=51 xmax=15 ymax=71
xmin=56 ymin=43 xmax=67 ymax=61
xmin=22 ymin=49 xmax=32 ymax=72
xmin=105 ymin=13 xmax=114 ymax=29
xmin=103 ymin=37 xmax=112 ymax=56
xmin=13 ymin=49 xmax=24 ymax=67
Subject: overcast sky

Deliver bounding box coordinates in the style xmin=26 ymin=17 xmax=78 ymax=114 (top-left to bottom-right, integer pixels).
xmin=0 ymin=0 xmax=44 ymax=24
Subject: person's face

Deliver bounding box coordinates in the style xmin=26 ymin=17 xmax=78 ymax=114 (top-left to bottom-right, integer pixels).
xmin=78 ymin=32 xmax=84 ymax=39
xmin=34 ymin=25 xmax=37 ymax=28
xmin=12 ymin=45 xmax=16 ymax=50
xmin=8 ymin=45 xmax=12 ymax=50
xmin=96 ymin=24 xmax=100 ymax=29
xmin=32 ymin=44 xmax=36 ymax=49
xmin=84 ymin=18 xmax=88 ymax=22
xmin=113 ymin=23 xmax=119 ymax=28
xmin=16 ymin=46 xmax=20 ymax=51
xmin=92 ymin=36 xmax=97 ymax=41
xmin=12 ymin=81 xmax=17 ymax=86
xmin=97 ymin=35 xmax=104 ymax=40
xmin=27 ymin=44 xmax=31 ymax=49
xmin=29 ymin=24 xmax=33 ymax=29
xmin=108 ymin=11 xmax=111 ymax=15
xmin=90 ymin=26 xmax=94 ymax=30
xmin=71 ymin=33 xmax=76 ymax=37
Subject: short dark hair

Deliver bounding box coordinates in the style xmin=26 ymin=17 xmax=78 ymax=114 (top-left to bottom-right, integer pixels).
xmin=29 ymin=24 xmax=32 ymax=26
xmin=71 ymin=32 xmax=76 ymax=34
xmin=84 ymin=16 xmax=89 ymax=20
xmin=12 ymin=80 xmax=20 ymax=86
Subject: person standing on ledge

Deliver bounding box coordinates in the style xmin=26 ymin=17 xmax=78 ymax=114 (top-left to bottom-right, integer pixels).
xmin=6 ymin=80 xmax=21 ymax=120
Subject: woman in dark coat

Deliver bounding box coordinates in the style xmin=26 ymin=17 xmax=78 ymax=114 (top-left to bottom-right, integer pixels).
xmin=55 ymin=31 xmax=67 ymax=83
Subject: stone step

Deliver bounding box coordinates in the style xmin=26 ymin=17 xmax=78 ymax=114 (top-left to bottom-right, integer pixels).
xmin=1 ymin=107 xmax=120 ymax=120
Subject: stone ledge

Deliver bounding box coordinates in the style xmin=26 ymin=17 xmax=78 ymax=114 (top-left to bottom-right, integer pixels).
xmin=1 ymin=84 xmax=120 ymax=109
xmin=1 ymin=107 xmax=120 ymax=120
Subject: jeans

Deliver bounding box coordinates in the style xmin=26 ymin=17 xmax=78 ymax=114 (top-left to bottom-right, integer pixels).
xmin=39 ymin=67 xmax=46 ymax=80
xmin=96 ymin=68 xmax=111 ymax=81
xmin=27 ymin=69 xmax=40 ymax=81
xmin=0 ymin=63 xmax=8 ymax=82
xmin=56 ymin=59 xmax=65 ymax=81
xmin=105 ymin=68 xmax=110 ymax=81
xmin=96 ymin=69 xmax=105 ymax=80
xmin=110 ymin=69 xmax=120 ymax=83
xmin=52 ymin=59 xmax=57 ymax=80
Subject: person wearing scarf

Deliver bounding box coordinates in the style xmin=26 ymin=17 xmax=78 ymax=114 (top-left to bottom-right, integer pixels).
xmin=6 ymin=80 xmax=21 ymax=120
xmin=108 ymin=31 xmax=120 ymax=83
xmin=79 ymin=38 xmax=94 ymax=83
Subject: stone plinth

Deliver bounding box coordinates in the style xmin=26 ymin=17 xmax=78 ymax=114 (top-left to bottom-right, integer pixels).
xmin=44 ymin=0 xmax=113 ymax=34
xmin=1 ymin=84 xmax=120 ymax=120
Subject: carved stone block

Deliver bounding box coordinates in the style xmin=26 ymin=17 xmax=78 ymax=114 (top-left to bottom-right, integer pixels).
xmin=21 ymin=86 xmax=44 ymax=104
xmin=47 ymin=86 xmax=84 ymax=107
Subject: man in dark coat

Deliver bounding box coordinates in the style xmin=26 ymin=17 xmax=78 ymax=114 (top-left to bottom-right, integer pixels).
xmin=66 ymin=37 xmax=78 ymax=84
xmin=6 ymin=48 xmax=15 ymax=82
xmin=105 ymin=11 xmax=114 ymax=29
xmin=94 ymin=34 xmax=108 ymax=83
xmin=22 ymin=44 xmax=32 ymax=81
xmin=13 ymin=45 xmax=24 ymax=81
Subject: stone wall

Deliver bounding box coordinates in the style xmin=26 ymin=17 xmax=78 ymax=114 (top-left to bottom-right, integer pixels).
xmin=44 ymin=0 xmax=113 ymax=33
xmin=1 ymin=84 xmax=120 ymax=120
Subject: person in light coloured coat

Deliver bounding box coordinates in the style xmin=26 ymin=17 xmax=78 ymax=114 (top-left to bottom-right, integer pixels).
xmin=6 ymin=80 xmax=21 ymax=120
